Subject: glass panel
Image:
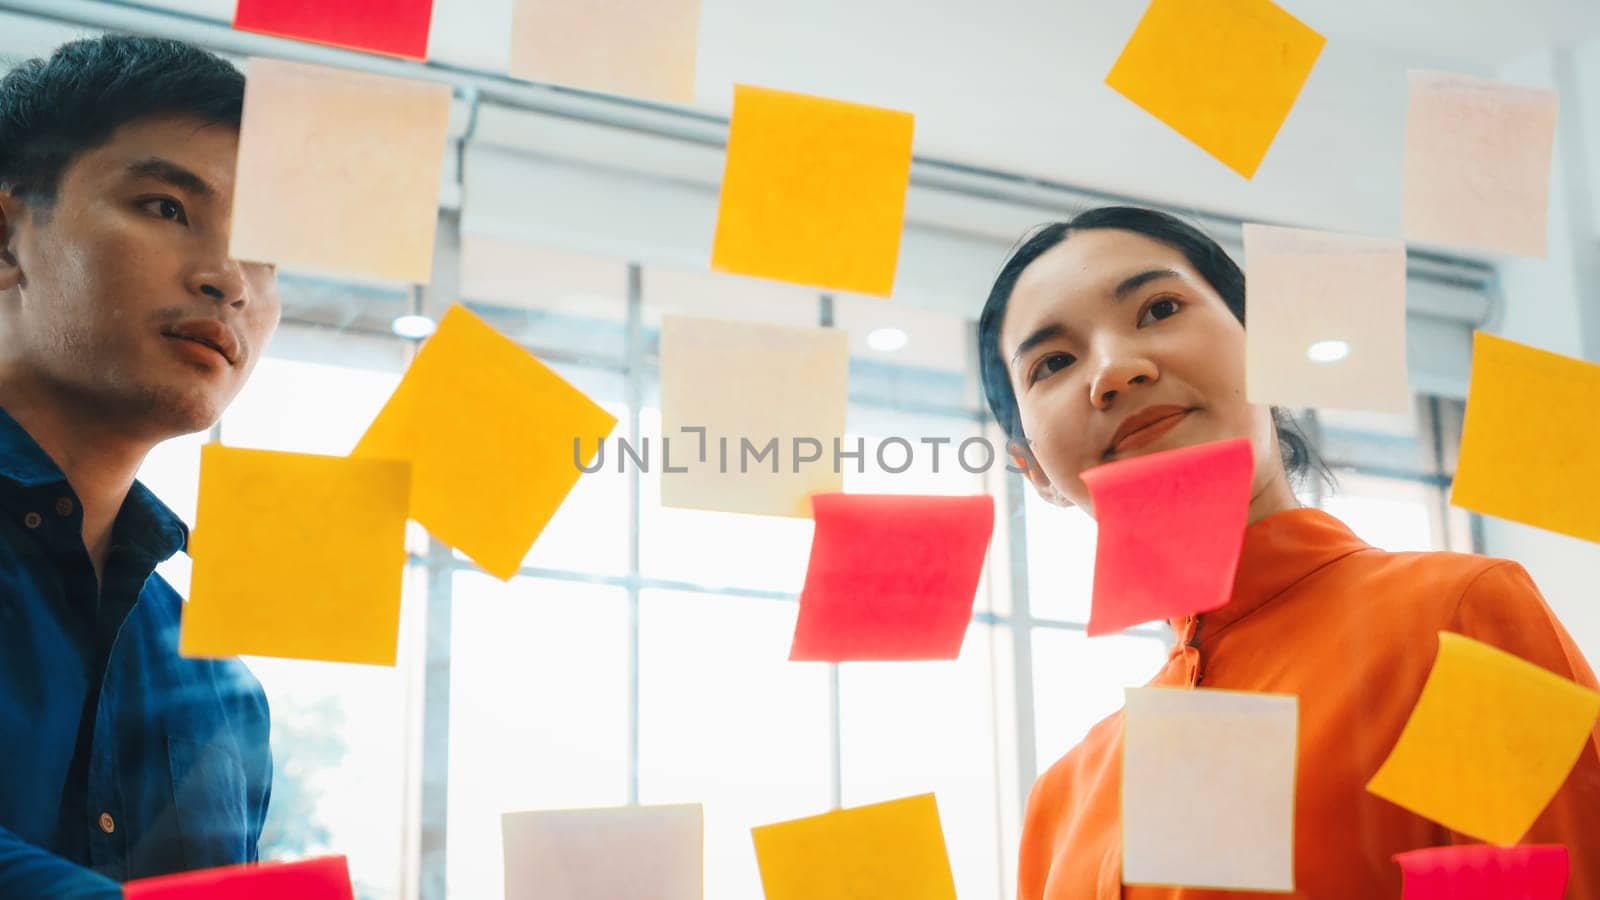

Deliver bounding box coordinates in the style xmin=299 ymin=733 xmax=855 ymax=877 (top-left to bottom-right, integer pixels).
xmin=1022 ymin=490 xmax=1098 ymax=623
xmin=222 ymin=355 xmax=400 ymax=456
xmin=638 ymin=590 xmax=831 ymax=900
xmin=839 ymin=623 xmax=1003 ymax=900
xmin=1320 ymin=472 xmax=1441 ymax=552
xmin=1031 ymin=629 xmax=1168 ymax=768
xmin=448 ymin=574 xmax=630 ymax=899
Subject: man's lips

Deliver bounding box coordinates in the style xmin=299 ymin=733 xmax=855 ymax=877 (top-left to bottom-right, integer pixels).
xmin=1106 ymin=405 xmax=1193 ymax=456
xmin=162 ymin=319 xmax=241 ymax=366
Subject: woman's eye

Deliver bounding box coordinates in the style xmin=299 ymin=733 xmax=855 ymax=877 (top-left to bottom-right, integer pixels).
xmin=1140 ymin=297 xmax=1180 ymax=326
xmin=140 ymin=198 xmax=188 ymax=225
xmin=1029 ymin=352 xmax=1076 ymax=384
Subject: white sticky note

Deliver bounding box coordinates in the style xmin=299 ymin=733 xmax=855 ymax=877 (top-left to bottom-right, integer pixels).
xmin=1123 ymin=687 xmax=1298 ymax=891
xmin=231 ymin=58 xmax=452 ymax=282
xmin=1403 ymin=70 xmax=1559 ymax=258
xmin=508 ymin=0 xmax=700 ymax=104
xmin=501 ymin=804 xmax=702 ymax=900
xmin=660 ymin=315 xmax=847 ymax=518
xmin=1243 ymin=223 xmax=1410 ymax=414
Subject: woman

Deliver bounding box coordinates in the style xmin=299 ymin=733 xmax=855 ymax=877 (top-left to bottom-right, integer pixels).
xmin=979 ymin=207 xmax=1600 ymax=899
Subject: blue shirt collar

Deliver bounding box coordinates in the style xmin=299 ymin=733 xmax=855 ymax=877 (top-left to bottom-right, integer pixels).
xmin=0 ymin=406 xmax=189 ymax=563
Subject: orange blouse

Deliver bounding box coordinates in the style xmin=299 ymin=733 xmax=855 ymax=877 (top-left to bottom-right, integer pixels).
xmin=1018 ymin=508 xmax=1600 ymax=899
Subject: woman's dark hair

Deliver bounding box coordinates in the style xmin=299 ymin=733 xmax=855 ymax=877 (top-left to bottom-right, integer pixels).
xmin=0 ymin=35 xmax=244 ymax=210
xmin=977 ymin=205 xmax=1330 ymax=488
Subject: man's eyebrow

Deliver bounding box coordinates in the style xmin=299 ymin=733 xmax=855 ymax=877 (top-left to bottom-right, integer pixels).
xmin=125 ymin=157 xmax=216 ymax=199
xmin=1009 ymin=323 xmax=1066 ymax=370
xmin=1113 ymin=267 xmax=1182 ymax=300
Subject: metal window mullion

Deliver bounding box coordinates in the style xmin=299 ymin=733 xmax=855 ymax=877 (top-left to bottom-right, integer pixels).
xmin=818 ymin=292 xmax=844 ymax=810
xmin=626 ymin=264 xmax=644 ymax=807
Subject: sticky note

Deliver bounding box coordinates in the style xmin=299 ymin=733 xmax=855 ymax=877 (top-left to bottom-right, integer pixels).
xmin=1081 ymin=437 xmax=1252 ymax=636
xmin=1242 ymin=224 xmax=1410 ymax=413
xmin=230 ymin=58 xmax=452 ymax=283
xmin=180 ymin=446 xmax=409 ymax=666
xmin=751 ymin=794 xmax=956 ymax=900
xmin=1105 ymin=0 xmax=1325 ymax=178
xmin=1123 ymin=687 xmax=1298 ymax=891
xmin=354 ymin=304 xmax=618 ymax=580
xmin=509 ymin=0 xmax=699 ymax=104
xmin=790 ymin=494 xmax=994 ymax=661
xmin=125 ymin=855 xmax=353 ymax=899
xmin=502 ymin=804 xmax=702 ymax=900
xmin=1395 ymin=845 xmax=1569 ymax=900
xmin=1451 ymin=332 xmax=1600 ymax=544
xmin=233 ymin=0 xmax=433 ymax=59
xmin=1367 ymin=631 xmax=1600 ymax=844
xmin=1403 ymin=71 xmax=1559 ymax=257
xmin=659 ymin=315 xmax=847 ymax=518
xmin=711 ymin=85 xmax=914 ymax=297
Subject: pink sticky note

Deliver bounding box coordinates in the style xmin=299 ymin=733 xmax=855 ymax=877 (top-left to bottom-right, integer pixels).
xmin=1395 ymin=845 xmax=1569 ymax=900
xmin=233 ymin=0 xmax=434 ymax=59
xmin=790 ymin=494 xmax=995 ymax=661
xmin=1082 ymin=437 xmax=1253 ymax=636
xmin=124 ymin=856 xmax=355 ymax=899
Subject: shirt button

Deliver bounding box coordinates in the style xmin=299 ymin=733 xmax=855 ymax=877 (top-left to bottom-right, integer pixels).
xmin=98 ymin=812 xmax=115 ymax=834
xmin=22 ymin=512 xmax=41 ymax=529
xmin=55 ymin=497 xmax=74 ymax=517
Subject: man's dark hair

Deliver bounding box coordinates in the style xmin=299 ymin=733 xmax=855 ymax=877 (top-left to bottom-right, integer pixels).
xmin=0 ymin=34 xmax=244 ymax=209
xmin=978 ymin=206 xmax=1333 ymax=488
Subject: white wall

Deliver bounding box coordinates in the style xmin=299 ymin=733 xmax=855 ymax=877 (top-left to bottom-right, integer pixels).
xmin=1480 ymin=38 xmax=1600 ymax=663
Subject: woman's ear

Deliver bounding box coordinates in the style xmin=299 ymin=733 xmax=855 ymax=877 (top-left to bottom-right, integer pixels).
xmin=1007 ymin=438 xmax=1074 ymax=508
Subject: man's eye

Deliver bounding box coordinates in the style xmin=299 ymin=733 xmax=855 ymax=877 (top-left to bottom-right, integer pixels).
xmin=1140 ymin=297 xmax=1180 ymax=326
xmin=140 ymin=198 xmax=188 ymax=224
xmin=1029 ymin=352 xmax=1076 ymax=384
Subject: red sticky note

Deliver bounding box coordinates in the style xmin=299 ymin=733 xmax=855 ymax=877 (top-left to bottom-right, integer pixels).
xmin=1395 ymin=845 xmax=1569 ymax=900
xmin=790 ymin=494 xmax=995 ymax=661
xmin=1082 ymin=437 xmax=1252 ymax=636
xmin=124 ymin=855 xmax=355 ymax=900
xmin=233 ymin=0 xmax=434 ymax=60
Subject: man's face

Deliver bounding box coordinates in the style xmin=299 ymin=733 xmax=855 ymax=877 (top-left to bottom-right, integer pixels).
xmin=0 ymin=113 xmax=280 ymax=439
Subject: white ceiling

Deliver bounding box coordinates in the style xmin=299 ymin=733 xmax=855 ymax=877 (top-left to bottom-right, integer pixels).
xmin=13 ymin=0 xmax=1600 ymax=240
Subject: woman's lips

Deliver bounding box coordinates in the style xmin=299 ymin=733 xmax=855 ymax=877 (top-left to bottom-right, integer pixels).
xmin=1108 ymin=408 xmax=1192 ymax=456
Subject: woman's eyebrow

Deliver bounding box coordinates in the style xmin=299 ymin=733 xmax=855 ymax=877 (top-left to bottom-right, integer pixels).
xmin=1009 ymin=322 xmax=1066 ymax=370
xmin=1113 ymin=267 xmax=1182 ymax=300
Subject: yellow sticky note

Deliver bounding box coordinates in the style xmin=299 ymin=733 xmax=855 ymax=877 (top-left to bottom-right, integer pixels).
xmin=711 ymin=85 xmax=914 ymax=297
xmin=1243 ymin=224 xmax=1410 ymax=414
xmin=1367 ymin=631 xmax=1600 ymax=845
xmin=1123 ymin=687 xmax=1298 ymax=891
xmin=354 ymin=305 xmax=617 ymax=580
xmin=660 ymin=315 xmax=846 ymax=518
xmin=751 ymin=794 xmax=956 ymax=900
xmin=231 ymin=58 xmax=452 ymax=282
xmin=1105 ymin=0 xmax=1325 ymax=179
xmin=180 ymin=445 xmax=410 ymax=666
xmin=508 ymin=0 xmax=699 ymax=104
xmin=1451 ymin=332 xmax=1600 ymax=544
xmin=1403 ymin=71 xmax=1558 ymax=258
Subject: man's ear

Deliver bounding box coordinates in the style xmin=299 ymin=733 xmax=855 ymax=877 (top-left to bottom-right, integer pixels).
xmin=1007 ymin=438 xmax=1075 ymax=508
xmin=0 ymin=191 xmax=23 ymax=293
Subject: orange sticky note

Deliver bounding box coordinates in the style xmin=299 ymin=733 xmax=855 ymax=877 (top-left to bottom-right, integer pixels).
xmin=1367 ymin=632 xmax=1600 ymax=845
xmin=1451 ymin=332 xmax=1600 ymax=544
xmin=751 ymin=794 xmax=956 ymax=900
xmin=353 ymin=305 xmax=618 ymax=580
xmin=1123 ymin=687 xmax=1298 ymax=891
xmin=1105 ymin=0 xmax=1325 ymax=178
xmin=711 ymin=85 xmax=914 ymax=297
xmin=509 ymin=0 xmax=700 ymax=104
xmin=1403 ymin=71 xmax=1559 ymax=258
xmin=180 ymin=446 xmax=410 ymax=666
xmin=1082 ymin=437 xmax=1253 ymax=636
xmin=230 ymin=58 xmax=452 ymax=283
xmin=125 ymin=855 xmax=354 ymax=899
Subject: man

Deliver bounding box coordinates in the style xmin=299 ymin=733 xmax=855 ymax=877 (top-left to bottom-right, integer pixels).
xmin=0 ymin=34 xmax=279 ymax=896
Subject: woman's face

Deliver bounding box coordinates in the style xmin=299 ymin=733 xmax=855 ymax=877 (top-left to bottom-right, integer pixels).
xmin=997 ymin=227 xmax=1283 ymax=515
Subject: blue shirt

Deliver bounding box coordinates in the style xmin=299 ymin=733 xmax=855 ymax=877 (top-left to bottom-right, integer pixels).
xmin=0 ymin=410 xmax=271 ymax=897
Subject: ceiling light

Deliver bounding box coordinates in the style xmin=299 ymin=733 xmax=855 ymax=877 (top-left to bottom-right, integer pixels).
xmin=867 ymin=327 xmax=909 ymax=352
xmin=392 ymin=314 xmax=437 ymax=340
xmin=1306 ymin=339 xmax=1350 ymax=364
